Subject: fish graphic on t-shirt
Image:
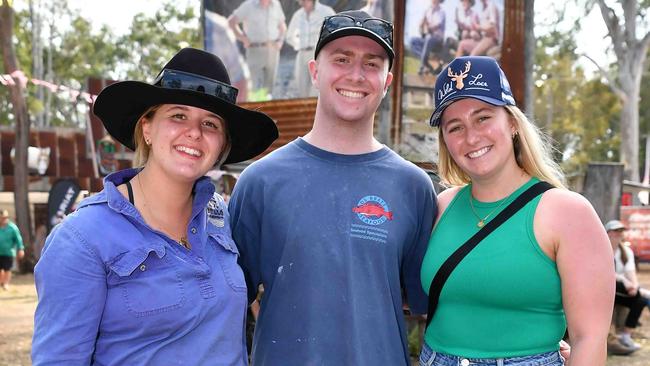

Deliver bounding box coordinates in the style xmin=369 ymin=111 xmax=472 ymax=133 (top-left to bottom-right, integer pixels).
xmin=352 ymin=203 xmax=393 ymax=220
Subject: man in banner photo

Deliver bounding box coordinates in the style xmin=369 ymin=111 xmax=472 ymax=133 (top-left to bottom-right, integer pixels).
xmin=228 ymin=0 xmax=286 ymax=98
xmin=285 ymin=0 xmax=334 ymax=97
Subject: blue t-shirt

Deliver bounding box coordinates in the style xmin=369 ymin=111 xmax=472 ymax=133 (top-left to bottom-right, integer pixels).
xmin=32 ymin=168 xmax=248 ymax=365
xmin=229 ymin=138 xmax=437 ymax=365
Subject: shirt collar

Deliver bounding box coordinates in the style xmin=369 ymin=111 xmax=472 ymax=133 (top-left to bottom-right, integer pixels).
xmin=78 ymin=168 xmax=216 ymax=219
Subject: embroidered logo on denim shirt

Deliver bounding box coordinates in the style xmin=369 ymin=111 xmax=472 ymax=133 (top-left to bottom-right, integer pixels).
xmin=350 ymin=195 xmax=391 ymax=243
xmin=207 ymin=195 xmax=225 ymax=227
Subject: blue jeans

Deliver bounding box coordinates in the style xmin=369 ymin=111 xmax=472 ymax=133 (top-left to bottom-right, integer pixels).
xmin=419 ymin=343 xmax=564 ymax=366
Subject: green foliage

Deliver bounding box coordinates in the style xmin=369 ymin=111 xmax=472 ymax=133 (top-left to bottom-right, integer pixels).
xmin=26 ymin=94 xmax=44 ymax=115
xmin=117 ymin=2 xmax=201 ymax=81
xmin=247 ymin=88 xmax=272 ymax=102
xmin=1 ymin=0 xmax=201 ymax=128
xmin=0 ymin=8 xmax=30 ymax=126
xmin=54 ymin=18 xmax=125 ymax=81
xmin=407 ymin=321 xmax=422 ymax=358
xmin=534 ymin=31 xmax=621 ymax=177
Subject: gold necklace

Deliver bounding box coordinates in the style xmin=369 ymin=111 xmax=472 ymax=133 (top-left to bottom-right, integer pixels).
xmin=137 ymin=173 xmax=191 ymax=249
xmin=468 ymin=192 xmax=509 ymax=228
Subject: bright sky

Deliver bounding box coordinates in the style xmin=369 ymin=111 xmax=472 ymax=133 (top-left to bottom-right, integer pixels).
xmin=535 ymin=1 xmax=613 ymax=75
xmin=65 ymin=0 xmax=200 ymax=36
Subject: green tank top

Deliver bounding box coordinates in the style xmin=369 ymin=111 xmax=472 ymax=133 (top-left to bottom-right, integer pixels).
xmin=420 ymin=178 xmax=566 ymax=358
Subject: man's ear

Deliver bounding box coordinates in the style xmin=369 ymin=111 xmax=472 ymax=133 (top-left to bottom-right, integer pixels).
xmin=383 ymin=71 xmax=393 ymax=98
xmin=308 ymin=59 xmax=319 ymax=88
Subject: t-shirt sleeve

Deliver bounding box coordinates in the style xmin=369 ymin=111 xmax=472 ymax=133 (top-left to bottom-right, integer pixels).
xmin=402 ymin=173 xmax=437 ymax=315
xmin=229 ymin=169 xmax=263 ymax=304
xmin=623 ymin=246 xmax=636 ymax=273
xmin=10 ymin=223 xmax=24 ymax=250
xmin=274 ymin=1 xmax=286 ymax=23
xmin=32 ymin=222 xmax=107 ymax=365
xmin=286 ymin=13 xmax=300 ymax=50
xmin=231 ymin=1 xmax=248 ymax=22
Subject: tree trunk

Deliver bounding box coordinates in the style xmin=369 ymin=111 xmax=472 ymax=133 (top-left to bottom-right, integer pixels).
xmin=1 ymin=1 xmax=35 ymax=270
xmin=30 ymin=0 xmax=44 ymax=127
xmin=620 ymin=82 xmax=640 ymax=181
xmin=523 ymin=0 xmax=535 ymax=116
xmin=594 ymin=0 xmax=650 ymax=182
xmin=45 ymin=13 xmax=54 ymax=127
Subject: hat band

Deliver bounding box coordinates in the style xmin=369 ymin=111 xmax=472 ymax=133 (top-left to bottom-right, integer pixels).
xmin=320 ymin=14 xmax=393 ymax=48
xmin=154 ymin=69 xmax=239 ymax=104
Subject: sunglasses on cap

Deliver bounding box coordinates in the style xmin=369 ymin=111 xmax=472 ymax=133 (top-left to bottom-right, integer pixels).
xmin=320 ymin=14 xmax=393 ymax=47
xmin=154 ymin=69 xmax=239 ymax=104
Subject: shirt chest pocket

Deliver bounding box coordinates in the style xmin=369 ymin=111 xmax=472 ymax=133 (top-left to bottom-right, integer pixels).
xmin=107 ymin=245 xmax=186 ymax=317
xmin=208 ymin=231 xmax=247 ymax=293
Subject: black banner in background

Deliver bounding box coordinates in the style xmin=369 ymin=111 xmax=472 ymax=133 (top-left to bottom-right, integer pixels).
xmin=47 ymin=179 xmax=81 ymax=233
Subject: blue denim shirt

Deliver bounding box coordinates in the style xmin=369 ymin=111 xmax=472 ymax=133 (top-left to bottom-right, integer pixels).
xmin=32 ymin=169 xmax=248 ymax=365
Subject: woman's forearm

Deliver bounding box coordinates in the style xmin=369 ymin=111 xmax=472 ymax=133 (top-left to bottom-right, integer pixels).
xmin=565 ymin=337 xmax=607 ymax=366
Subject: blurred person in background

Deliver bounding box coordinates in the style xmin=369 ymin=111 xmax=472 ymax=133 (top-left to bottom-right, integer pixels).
xmin=606 ymin=219 xmax=646 ymax=351
xmin=359 ymin=0 xmax=384 ymax=19
xmin=455 ymin=0 xmax=500 ymax=57
xmin=228 ymin=0 xmax=286 ymax=97
xmin=455 ymin=0 xmax=478 ymax=42
xmin=0 ymin=209 xmax=24 ymax=290
xmin=286 ymin=0 xmax=335 ymax=97
xmin=418 ymin=0 xmax=446 ymax=76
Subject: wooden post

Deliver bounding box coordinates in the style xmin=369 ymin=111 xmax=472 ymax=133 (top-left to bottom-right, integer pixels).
xmin=582 ymin=162 xmax=624 ymax=222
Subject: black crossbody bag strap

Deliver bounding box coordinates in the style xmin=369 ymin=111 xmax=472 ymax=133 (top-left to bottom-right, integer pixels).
xmin=425 ymin=181 xmax=554 ymax=329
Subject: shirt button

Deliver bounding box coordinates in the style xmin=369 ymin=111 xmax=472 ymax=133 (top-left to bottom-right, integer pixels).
xmin=139 ymin=264 xmax=146 ymax=271
xmin=460 ymin=359 xmax=470 ymax=366
xmin=191 ymin=227 xmax=197 ymax=234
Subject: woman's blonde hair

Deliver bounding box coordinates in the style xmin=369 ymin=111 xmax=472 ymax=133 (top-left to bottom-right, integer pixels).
xmin=132 ymin=105 xmax=231 ymax=168
xmin=437 ymin=104 xmax=566 ymax=189
xmin=132 ymin=105 xmax=161 ymax=167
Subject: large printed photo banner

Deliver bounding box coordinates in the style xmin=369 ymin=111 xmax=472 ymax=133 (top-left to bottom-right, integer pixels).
xmin=203 ymin=0 xmax=392 ymax=102
xmin=399 ymin=0 xmax=504 ymax=163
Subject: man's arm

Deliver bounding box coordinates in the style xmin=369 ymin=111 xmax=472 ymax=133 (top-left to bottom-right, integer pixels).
xmin=285 ymin=14 xmax=300 ymax=50
xmin=274 ymin=15 xmax=287 ymax=50
xmin=11 ymin=223 xmax=24 ymax=260
xmin=228 ymin=14 xmax=250 ymax=48
xmin=402 ymin=176 xmax=437 ymax=314
xmin=229 ymin=172 xmax=263 ymax=304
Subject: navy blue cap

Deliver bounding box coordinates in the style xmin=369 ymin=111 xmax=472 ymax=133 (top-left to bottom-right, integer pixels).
xmin=314 ymin=10 xmax=395 ymax=69
xmin=429 ymin=56 xmax=516 ymax=127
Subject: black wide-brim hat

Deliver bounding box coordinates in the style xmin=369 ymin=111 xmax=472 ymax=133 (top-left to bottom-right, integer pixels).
xmin=93 ymin=47 xmax=278 ymax=164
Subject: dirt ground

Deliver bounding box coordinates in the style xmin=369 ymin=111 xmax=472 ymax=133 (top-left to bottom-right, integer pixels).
xmin=0 ymin=273 xmax=36 ymax=366
xmin=3 ymin=269 xmax=650 ymax=366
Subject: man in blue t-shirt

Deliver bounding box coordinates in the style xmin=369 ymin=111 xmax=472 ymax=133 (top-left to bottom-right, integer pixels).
xmin=229 ymin=10 xmax=437 ymax=365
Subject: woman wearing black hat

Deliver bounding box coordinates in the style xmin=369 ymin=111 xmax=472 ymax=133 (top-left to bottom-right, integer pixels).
xmin=32 ymin=48 xmax=277 ymax=365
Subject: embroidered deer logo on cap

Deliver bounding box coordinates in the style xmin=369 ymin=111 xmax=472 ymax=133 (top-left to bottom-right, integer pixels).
xmin=448 ymin=61 xmax=471 ymax=90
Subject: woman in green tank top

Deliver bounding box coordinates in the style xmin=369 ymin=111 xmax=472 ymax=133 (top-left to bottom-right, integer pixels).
xmin=420 ymin=56 xmax=614 ymax=366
